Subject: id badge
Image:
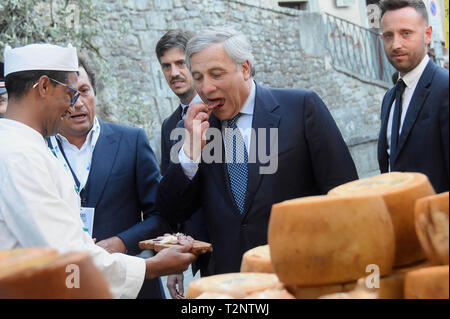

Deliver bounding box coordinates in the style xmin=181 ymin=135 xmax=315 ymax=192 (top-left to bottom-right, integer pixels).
xmin=80 ymin=207 xmax=95 ymax=237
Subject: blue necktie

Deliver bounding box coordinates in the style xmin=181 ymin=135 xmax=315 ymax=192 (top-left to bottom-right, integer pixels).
xmin=224 ymin=113 xmax=248 ymax=214
xmin=390 ymin=78 xmax=406 ymax=169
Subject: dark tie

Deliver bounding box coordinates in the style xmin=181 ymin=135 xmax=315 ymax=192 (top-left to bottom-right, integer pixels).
xmin=390 ymin=78 xmax=407 ymax=168
xmin=182 ymin=105 xmax=189 ymax=118
xmin=224 ymin=113 xmax=248 ymax=214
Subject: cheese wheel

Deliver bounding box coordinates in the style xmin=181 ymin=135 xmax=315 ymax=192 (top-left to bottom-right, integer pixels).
xmin=320 ymin=278 xmax=379 ymax=299
xmin=329 ymin=172 xmax=435 ymax=266
xmin=287 ymin=262 xmax=429 ymax=299
xmin=268 ymin=194 xmax=395 ymax=286
xmin=186 ymin=273 xmax=281 ymax=299
xmin=286 ymin=282 xmax=351 ymax=299
xmin=196 ymin=292 xmax=234 ymax=299
xmin=343 ymin=261 xmax=430 ymax=299
xmin=404 ymin=265 xmax=449 ymax=299
xmin=0 ymin=249 xmax=112 ymax=298
xmin=244 ymin=286 xmax=295 ymax=299
xmin=240 ymin=245 xmax=274 ymax=273
xmin=0 ymin=247 xmax=58 ymax=264
xmin=415 ymin=192 xmax=449 ymax=265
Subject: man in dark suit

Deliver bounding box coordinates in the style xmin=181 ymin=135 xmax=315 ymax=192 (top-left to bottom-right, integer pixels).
xmin=48 ymin=57 xmax=171 ymax=298
xmin=156 ymin=27 xmax=359 ymax=275
xmin=377 ymin=0 xmax=449 ymax=193
xmin=156 ymin=30 xmax=212 ymax=299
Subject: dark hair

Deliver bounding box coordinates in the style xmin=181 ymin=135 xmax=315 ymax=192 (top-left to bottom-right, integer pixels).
xmin=5 ymin=70 xmax=69 ymax=100
xmin=380 ymin=0 xmax=429 ymax=24
xmin=155 ymin=29 xmax=194 ymax=63
xmin=78 ymin=56 xmax=97 ymax=95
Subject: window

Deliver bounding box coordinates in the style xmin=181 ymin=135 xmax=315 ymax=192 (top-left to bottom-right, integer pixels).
xmin=278 ymin=1 xmax=309 ymax=11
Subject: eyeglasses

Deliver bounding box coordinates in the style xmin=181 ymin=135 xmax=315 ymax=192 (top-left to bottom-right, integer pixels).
xmin=32 ymin=77 xmax=80 ymax=107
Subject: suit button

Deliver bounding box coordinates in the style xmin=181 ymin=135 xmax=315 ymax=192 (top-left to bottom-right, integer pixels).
xmin=242 ymin=223 xmax=248 ymax=228
xmin=81 ymin=198 xmax=88 ymax=205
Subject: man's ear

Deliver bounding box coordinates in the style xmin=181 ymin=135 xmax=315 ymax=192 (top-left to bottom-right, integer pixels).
xmin=424 ymin=25 xmax=433 ymax=46
xmin=34 ymin=76 xmax=52 ymax=98
xmin=241 ymin=60 xmax=251 ymax=81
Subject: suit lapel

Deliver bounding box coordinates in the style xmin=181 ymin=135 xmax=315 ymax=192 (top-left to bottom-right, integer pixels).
xmin=395 ymin=60 xmax=435 ymax=160
xmin=378 ymin=87 xmax=396 ymax=172
xmin=243 ymin=84 xmax=280 ymax=217
xmin=85 ymin=120 xmax=121 ymax=207
xmin=168 ymin=106 xmax=183 ymax=147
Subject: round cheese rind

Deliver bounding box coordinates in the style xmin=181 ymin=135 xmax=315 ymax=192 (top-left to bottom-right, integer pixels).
xmin=268 ymin=194 xmax=395 ymax=286
xmin=186 ymin=273 xmax=281 ymax=299
xmin=0 ymin=249 xmax=112 ymax=298
xmin=414 ymin=192 xmax=449 ymax=266
xmin=244 ymin=286 xmax=295 ymax=299
xmin=404 ymin=265 xmax=449 ymax=299
xmin=329 ymin=172 xmax=435 ymax=266
xmin=240 ymin=245 xmax=274 ymax=273
xmin=195 ymin=292 xmax=234 ymax=299
xmin=286 ymin=282 xmax=350 ymax=299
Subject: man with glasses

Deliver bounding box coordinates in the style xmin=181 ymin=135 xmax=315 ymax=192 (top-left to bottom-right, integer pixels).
xmin=48 ymin=56 xmax=171 ymax=298
xmin=0 ymin=43 xmax=196 ymax=298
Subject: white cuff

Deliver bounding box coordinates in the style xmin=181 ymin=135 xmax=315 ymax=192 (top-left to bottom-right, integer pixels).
xmin=178 ymin=146 xmax=199 ymax=180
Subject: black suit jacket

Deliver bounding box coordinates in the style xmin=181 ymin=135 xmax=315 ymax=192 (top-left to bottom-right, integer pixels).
xmin=378 ymin=60 xmax=449 ymax=193
xmin=161 ymin=105 xmax=212 ymax=276
xmin=157 ymin=83 xmax=358 ymax=274
xmin=53 ymin=120 xmax=172 ymax=299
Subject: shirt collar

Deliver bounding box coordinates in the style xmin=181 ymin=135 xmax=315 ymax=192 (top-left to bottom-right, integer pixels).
xmin=0 ymin=119 xmax=47 ymax=148
xmin=181 ymin=94 xmax=203 ymax=111
xmin=239 ymin=80 xmax=256 ymax=116
xmin=400 ymin=55 xmax=430 ymax=89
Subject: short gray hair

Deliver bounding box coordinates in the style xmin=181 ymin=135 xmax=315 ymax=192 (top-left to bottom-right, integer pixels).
xmin=186 ymin=26 xmax=255 ymax=77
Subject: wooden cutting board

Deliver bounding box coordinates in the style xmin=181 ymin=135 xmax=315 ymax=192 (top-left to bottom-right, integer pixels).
xmin=139 ymin=238 xmax=213 ymax=255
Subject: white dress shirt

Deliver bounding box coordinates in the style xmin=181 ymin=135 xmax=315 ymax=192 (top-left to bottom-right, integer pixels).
xmin=0 ymin=119 xmax=145 ymax=299
xmin=179 ymin=80 xmax=256 ymax=180
xmin=53 ymin=116 xmax=101 ymax=191
xmin=386 ymin=54 xmax=430 ymax=171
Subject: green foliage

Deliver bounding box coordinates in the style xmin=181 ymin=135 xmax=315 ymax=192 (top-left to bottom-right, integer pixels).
xmin=0 ymin=0 xmax=104 ymax=60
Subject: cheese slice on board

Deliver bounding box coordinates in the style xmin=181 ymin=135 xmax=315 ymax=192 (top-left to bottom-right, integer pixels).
xmin=268 ymin=194 xmax=395 ymax=286
xmin=329 ymin=172 xmax=435 ymax=266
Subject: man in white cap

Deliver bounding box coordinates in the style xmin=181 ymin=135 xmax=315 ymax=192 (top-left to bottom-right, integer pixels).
xmin=0 ymin=62 xmax=7 ymax=117
xmin=0 ymin=43 xmax=196 ymax=298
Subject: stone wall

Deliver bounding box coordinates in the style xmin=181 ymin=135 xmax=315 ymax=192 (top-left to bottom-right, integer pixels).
xmin=92 ymin=0 xmax=389 ymax=178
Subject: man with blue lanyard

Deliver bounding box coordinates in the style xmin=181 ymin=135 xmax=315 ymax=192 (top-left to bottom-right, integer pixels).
xmin=47 ymin=56 xmax=172 ymax=299
xmin=0 ymin=43 xmax=196 ymax=299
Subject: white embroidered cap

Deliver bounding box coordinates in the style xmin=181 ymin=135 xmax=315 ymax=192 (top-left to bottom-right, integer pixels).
xmin=3 ymin=43 xmax=78 ymax=76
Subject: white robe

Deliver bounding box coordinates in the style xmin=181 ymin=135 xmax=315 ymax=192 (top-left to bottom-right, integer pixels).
xmin=0 ymin=119 xmax=145 ymax=299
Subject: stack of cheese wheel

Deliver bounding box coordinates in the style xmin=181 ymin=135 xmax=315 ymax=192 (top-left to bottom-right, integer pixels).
xmin=239 ymin=246 xmax=429 ymax=298
xmin=403 ymin=192 xmax=449 ymax=299
xmin=328 ymin=172 xmax=435 ymax=267
xmin=268 ymin=193 xmax=396 ymax=298
xmin=186 ymin=272 xmax=293 ymax=299
xmin=240 ymin=245 xmax=274 ymax=273
xmin=0 ymin=248 xmax=112 ymax=298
